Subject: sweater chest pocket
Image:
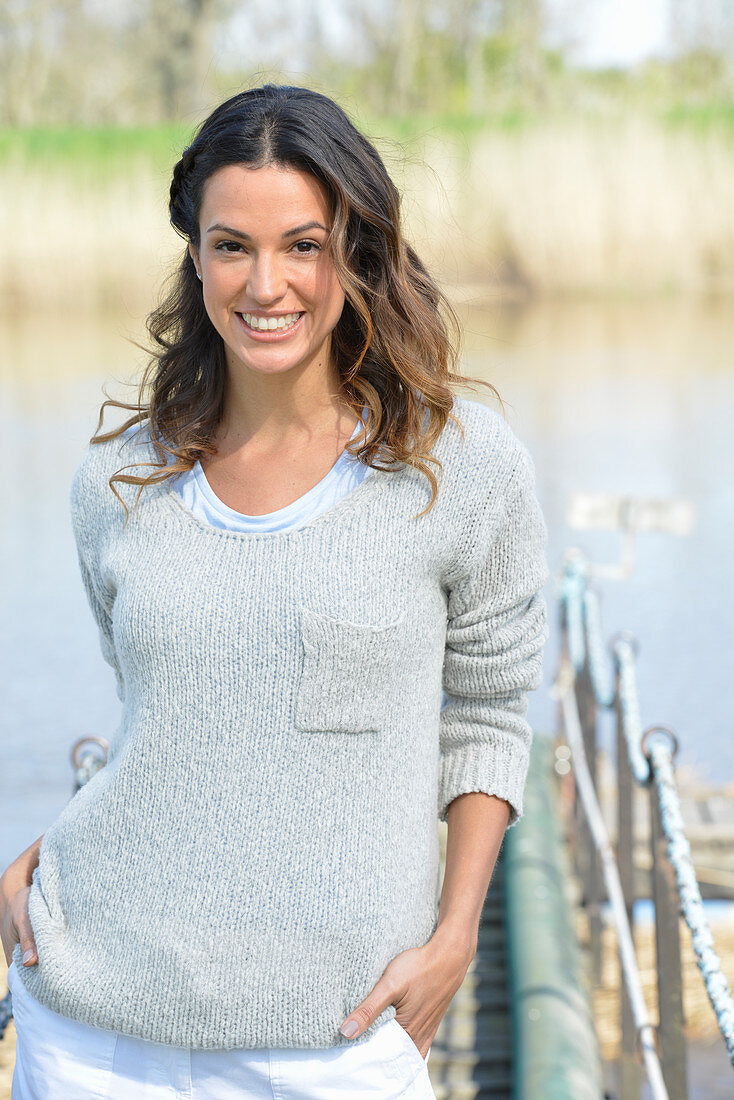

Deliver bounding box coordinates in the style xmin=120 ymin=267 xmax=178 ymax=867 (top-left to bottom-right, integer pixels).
xmin=295 ymin=606 xmax=408 ymax=734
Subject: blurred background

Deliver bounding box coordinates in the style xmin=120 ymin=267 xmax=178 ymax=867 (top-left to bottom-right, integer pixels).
xmin=1 ymin=2 xmax=734 ymax=1094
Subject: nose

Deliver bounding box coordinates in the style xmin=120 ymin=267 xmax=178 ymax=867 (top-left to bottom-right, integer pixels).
xmin=246 ymin=252 xmax=288 ymax=304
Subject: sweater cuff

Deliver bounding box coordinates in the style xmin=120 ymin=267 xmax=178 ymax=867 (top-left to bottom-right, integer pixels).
xmin=437 ymin=732 xmax=532 ymax=827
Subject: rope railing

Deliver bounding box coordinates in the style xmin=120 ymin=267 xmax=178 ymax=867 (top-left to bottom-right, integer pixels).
xmin=552 ymin=658 xmax=669 ymax=1100
xmin=644 ymin=732 xmax=734 ymax=1064
xmin=555 ymin=549 xmax=734 ymax=1100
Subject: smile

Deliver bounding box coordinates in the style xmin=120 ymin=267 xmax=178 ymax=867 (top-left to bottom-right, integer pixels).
xmin=239 ymin=311 xmax=304 ymax=332
xmin=235 ymin=311 xmax=306 ymax=343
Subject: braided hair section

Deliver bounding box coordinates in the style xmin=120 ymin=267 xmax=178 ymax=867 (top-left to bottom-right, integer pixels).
xmin=169 ymin=143 xmax=198 ymax=240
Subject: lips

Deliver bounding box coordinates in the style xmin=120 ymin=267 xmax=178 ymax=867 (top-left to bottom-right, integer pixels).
xmin=235 ymin=311 xmax=306 ymax=341
xmin=240 ymin=311 xmax=304 ymax=332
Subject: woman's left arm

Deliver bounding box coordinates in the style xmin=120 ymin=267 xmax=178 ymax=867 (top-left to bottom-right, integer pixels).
xmin=435 ymin=789 xmax=511 ymax=955
xmin=340 ymin=434 xmax=550 ymax=1054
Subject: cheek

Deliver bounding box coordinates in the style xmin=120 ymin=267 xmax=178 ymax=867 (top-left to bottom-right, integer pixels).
xmin=308 ymin=263 xmax=345 ymax=319
xmin=201 ymin=271 xmax=243 ymax=332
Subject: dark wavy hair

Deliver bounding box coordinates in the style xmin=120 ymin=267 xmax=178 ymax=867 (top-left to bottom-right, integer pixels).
xmin=90 ymin=83 xmax=501 ymax=522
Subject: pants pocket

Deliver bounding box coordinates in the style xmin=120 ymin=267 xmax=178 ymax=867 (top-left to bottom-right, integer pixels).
xmin=388 ymin=1017 xmax=430 ymax=1072
xmin=9 ymin=962 xmax=118 ymax=1100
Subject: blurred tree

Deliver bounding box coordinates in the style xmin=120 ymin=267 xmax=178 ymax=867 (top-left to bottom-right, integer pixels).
xmin=396 ymin=0 xmax=420 ymax=114
xmin=351 ymin=0 xmax=428 ymax=114
xmin=137 ymin=0 xmax=235 ymax=120
xmin=500 ymin=0 xmax=547 ymax=107
xmin=669 ymin=0 xmax=734 ymax=97
xmin=3 ymin=0 xmax=734 ymax=127
xmin=451 ymin=0 xmax=496 ymax=113
xmin=0 ymin=0 xmax=58 ymax=125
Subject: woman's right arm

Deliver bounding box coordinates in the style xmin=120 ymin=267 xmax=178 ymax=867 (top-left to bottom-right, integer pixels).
xmin=0 ymin=834 xmax=43 ymax=967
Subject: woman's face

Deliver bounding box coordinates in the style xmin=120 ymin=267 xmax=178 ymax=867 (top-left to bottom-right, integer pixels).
xmin=190 ymin=162 xmax=346 ymax=385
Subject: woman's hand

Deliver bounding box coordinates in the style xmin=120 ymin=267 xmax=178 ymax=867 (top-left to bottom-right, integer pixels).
xmin=0 ymin=880 xmax=37 ymax=969
xmin=0 ymin=836 xmax=43 ymax=969
xmin=339 ymin=925 xmax=476 ymax=1057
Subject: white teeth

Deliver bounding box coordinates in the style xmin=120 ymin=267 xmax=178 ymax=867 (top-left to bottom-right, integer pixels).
xmin=241 ymin=312 xmax=301 ymax=332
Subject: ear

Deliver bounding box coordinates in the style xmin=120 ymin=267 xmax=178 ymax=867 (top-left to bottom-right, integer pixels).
xmin=188 ymin=242 xmax=200 ymax=278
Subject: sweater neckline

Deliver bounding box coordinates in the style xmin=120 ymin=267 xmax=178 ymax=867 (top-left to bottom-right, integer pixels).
xmin=156 ymin=458 xmax=387 ymax=541
xmin=188 ymin=406 xmax=370 ymax=531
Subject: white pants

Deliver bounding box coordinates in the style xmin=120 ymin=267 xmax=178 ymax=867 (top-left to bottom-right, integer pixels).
xmin=8 ymin=961 xmax=435 ymax=1099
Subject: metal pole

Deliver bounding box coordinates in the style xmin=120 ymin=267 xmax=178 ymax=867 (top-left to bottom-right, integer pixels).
xmin=574 ymin=666 xmax=591 ymax=911
xmin=615 ymin=658 xmax=640 ymax=1099
xmin=560 ymin=594 xmax=582 ymax=884
xmin=649 ymin=775 xmax=688 ymax=1099
xmin=579 ymin=644 xmax=603 ymax=987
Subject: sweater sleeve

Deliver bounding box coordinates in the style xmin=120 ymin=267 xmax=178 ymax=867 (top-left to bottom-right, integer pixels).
xmin=438 ymin=443 xmax=550 ymax=828
xmin=69 ymin=451 xmax=126 ymax=704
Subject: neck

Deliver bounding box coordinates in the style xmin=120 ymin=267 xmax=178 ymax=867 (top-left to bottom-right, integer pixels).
xmin=215 ymin=351 xmax=359 ymax=451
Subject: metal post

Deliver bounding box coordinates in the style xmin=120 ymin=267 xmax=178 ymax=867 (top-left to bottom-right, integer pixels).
xmin=648 ymin=758 xmax=688 ymax=1100
xmin=615 ymin=658 xmax=640 ymax=1099
xmin=578 ymin=643 xmax=603 ymax=987
xmin=573 ymin=666 xmax=590 ymax=896
xmin=560 ymin=592 xmax=582 ymax=883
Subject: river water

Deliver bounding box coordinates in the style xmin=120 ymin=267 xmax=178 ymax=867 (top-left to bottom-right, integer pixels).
xmin=1 ymin=296 xmax=733 ymax=868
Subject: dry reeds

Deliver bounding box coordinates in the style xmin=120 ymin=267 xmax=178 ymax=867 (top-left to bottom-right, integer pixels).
xmin=1 ymin=115 xmax=734 ymax=313
xmin=393 ymin=115 xmax=734 ymax=298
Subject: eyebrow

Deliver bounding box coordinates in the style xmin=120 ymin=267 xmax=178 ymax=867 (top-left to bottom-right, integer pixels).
xmin=206 ymin=221 xmax=328 ymax=239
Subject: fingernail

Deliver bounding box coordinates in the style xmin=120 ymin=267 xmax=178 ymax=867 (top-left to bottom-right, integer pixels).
xmin=22 ymin=950 xmax=35 ymax=964
xmin=340 ymin=1019 xmax=359 ymax=1038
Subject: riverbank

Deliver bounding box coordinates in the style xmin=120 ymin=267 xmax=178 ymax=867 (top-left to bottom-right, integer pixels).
xmin=2 ymin=112 xmax=734 ymax=311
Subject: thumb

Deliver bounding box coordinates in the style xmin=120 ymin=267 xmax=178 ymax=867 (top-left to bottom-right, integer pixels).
xmin=20 ymin=938 xmax=38 ymax=967
xmin=340 ymin=980 xmax=394 ymax=1039
xmin=15 ymin=892 xmax=38 ymax=967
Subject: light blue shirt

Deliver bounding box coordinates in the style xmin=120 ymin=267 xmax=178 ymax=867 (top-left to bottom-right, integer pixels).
xmin=171 ymin=408 xmax=372 ymax=534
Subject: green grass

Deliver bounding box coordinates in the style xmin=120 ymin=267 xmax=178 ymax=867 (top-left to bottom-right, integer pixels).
xmin=367 ymin=110 xmax=539 ymax=139
xmin=0 ymin=123 xmax=195 ymax=172
xmin=661 ymin=102 xmax=734 ymax=131
xmin=1 ymin=101 xmax=732 ymax=177
xmin=0 ymin=113 xmax=542 ymax=176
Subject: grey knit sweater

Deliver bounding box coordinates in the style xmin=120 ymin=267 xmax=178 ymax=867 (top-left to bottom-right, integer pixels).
xmin=12 ymin=396 xmax=550 ymax=1050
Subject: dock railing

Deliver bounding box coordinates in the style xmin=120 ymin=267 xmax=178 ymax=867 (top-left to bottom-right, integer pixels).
xmin=552 ymin=547 xmax=734 ymax=1100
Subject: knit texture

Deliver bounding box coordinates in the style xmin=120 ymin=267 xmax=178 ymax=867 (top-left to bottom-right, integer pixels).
xmin=12 ymin=396 xmax=550 ymax=1050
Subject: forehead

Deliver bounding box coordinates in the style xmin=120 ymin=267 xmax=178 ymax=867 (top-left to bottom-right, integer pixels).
xmin=199 ymin=163 xmax=330 ymax=225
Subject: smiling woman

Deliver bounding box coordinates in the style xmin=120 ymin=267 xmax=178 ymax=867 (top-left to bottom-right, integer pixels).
xmin=1 ymin=84 xmax=551 ymax=1100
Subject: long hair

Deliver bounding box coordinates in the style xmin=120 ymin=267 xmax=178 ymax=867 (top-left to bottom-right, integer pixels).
xmin=90 ymin=84 xmax=501 ymax=522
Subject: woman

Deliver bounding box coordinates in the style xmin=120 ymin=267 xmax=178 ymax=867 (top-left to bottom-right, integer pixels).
xmin=0 ymin=84 xmax=550 ymax=1098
